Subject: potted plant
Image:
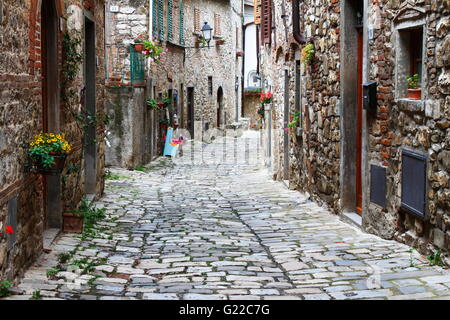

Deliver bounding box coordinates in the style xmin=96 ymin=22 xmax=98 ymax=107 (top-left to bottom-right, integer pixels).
xmin=287 ymin=111 xmax=302 ymax=136
xmin=260 ymin=91 xmax=273 ymax=105
xmin=141 ymin=37 xmax=168 ymax=64
xmin=215 ymin=37 xmax=225 ymax=45
xmin=147 ymin=98 xmax=158 ymax=110
xmin=236 ymin=51 xmax=244 ymax=57
xmin=28 ymin=133 xmax=71 ymax=175
xmin=195 ymin=36 xmax=208 ymax=48
xmin=133 ymin=34 xmax=146 ymax=52
xmin=407 ymin=73 xmax=421 ymax=100
xmin=301 ymin=43 xmax=315 ymax=66
xmin=63 ymin=212 xmax=83 ymax=233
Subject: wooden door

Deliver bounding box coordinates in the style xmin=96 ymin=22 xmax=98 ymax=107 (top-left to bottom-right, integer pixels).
xmin=356 ymin=28 xmax=363 ymax=215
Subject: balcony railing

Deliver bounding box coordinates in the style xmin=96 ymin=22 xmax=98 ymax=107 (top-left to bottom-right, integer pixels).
xmin=105 ymin=44 xmax=146 ymax=87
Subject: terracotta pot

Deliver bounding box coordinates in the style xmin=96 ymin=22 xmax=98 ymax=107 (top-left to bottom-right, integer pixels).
xmin=236 ymin=51 xmax=244 ymax=57
xmin=134 ymin=43 xmax=144 ymax=52
xmin=63 ymin=213 xmax=83 ymax=233
xmin=407 ymin=88 xmax=421 ymax=100
xmin=216 ymin=40 xmax=225 ymax=45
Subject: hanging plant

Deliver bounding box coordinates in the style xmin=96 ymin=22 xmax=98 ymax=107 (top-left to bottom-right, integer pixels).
xmin=301 ymin=43 xmax=315 ymax=66
xmin=141 ymin=37 xmax=168 ymax=64
xmin=27 ymin=133 xmax=72 ymax=174
xmin=147 ymin=98 xmax=158 ymax=110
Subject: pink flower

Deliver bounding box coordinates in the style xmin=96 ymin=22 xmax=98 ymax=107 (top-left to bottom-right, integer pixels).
xmin=165 ymin=48 xmax=169 ymax=52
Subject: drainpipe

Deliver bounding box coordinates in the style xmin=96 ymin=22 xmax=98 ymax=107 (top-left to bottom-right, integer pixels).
xmin=292 ymin=0 xmax=306 ymax=44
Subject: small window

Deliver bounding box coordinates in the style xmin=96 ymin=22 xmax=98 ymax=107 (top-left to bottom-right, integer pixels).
xmin=208 ymin=76 xmax=213 ymax=96
xmin=397 ymin=26 xmax=424 ymax=99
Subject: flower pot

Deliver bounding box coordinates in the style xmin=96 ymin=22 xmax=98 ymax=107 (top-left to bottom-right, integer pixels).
xmin=134 ymin=43 xmax=144 ymax=52
xmin=63 ymin=213 xmax=84 ymax=233
xmin=407 ymin=88 xmax=421 ymax=100
xmin=216 ymin=40 xmax=225 ymax=45
xmin=31 ymin=154 xmax=67 ymax=175
xmin=236 ymin=51 xmax=244 ymax=57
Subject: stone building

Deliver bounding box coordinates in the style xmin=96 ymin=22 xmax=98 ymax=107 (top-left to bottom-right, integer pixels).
xmin=105 ymin=0 xmax=245 ymax=165
xmin=258 ymin=0 xmax=450 ymax=263
xmin=104 ymin=0 xmax=155 ymax=169
xmin=0 ymin=0 xmax=107 ymax=281
xmin=182 ymin=0 xmax=244 ymax=140
xmin=242 ymin=0 xmax=262 ymax=129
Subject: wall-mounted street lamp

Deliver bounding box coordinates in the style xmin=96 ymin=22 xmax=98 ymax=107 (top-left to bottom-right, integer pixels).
xmin=185 ymin=22 xmax=214 ymax=49
xmin=201 ymin=22 xmax=213 ymax=47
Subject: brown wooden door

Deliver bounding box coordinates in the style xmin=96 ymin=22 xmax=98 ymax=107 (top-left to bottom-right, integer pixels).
xmin=356 ymin=28 xmax=363 ymax=215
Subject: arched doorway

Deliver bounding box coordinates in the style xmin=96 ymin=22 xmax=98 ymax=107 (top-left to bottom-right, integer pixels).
xmin=217 ymin=87 xmax=224 ymax=128
xmin=41 ymin=0 xmax=62 ymax=229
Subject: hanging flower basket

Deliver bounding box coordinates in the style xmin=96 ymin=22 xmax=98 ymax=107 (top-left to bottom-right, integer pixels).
xmin=27 ymin=133 xmax=71 ymax=175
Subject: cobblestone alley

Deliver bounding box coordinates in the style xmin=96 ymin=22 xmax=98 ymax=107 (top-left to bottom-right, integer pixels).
xmin=7 ymin=131 xmax=450 ymax=300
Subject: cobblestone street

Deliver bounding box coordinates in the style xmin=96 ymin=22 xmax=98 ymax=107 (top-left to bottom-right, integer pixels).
xmin=8 ymin=131 xmax=450 ymax=300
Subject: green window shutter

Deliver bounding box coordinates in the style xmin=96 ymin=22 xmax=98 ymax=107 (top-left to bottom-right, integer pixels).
xmin=158 ymin=0 xmax=165 ymax=40
xmin=179 ymin=0 xmax=185 ymax=45
xmin=152 ymin=0 xmax=158 ymax=38
xmin=167 ymin=0 xmax=173 ymax=41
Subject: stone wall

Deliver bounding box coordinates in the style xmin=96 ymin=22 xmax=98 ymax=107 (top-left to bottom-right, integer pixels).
xmin=364 ymin=0 xmax=450 ymax=261
xmin=0 ymin=0 xmax=106 ymax=282
xmin=259 ymin=0 xmax=450 ymax=263
xmin=259 ymin=0 xmax=341 ymax=210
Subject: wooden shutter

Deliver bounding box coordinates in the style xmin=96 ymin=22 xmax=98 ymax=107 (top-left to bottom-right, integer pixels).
xmin=179 ymin=0 xmax=185 ymax=45
xmin=194 ymin=8 xmax=200 ymax=33
xmin=261 ymin=0 xmax=271 ymax=44
xmin=254 ymin=0 xmax=261 ymax=25
xmin=167 ymin=0 xmax=173 ymax=41
xmin=214 ymin=13 xmax=221 ymax=36
xmin=158 ymin=0 xmax=164 ymax=40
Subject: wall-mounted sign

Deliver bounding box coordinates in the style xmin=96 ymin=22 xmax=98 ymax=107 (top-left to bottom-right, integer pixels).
xmin=110 ymin=5 xmax=119 ymax=13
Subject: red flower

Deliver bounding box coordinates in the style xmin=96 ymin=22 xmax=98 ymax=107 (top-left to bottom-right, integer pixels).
xmin=5 ymin=226 xmax=13 ymax=234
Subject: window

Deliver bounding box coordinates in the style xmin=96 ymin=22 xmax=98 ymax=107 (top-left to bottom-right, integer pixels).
xmin=396 ymin=26 xmax=424 ymax=99
xmin=214 ymin=14 xmax=221 ymax=37
xmin=208 ymin=76 xmax=213 ymax=96
xmin=194 ymin=8 xmax=200 ymax=33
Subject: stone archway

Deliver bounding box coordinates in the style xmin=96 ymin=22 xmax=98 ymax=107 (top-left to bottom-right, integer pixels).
xmin=217 ymin=87 xmax=224 ymax=128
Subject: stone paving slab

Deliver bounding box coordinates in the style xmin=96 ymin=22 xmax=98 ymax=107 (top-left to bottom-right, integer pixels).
xmin=4 ymin=131 xmax=450 ymax=300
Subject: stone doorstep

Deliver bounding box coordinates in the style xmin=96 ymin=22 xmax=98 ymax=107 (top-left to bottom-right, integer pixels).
xmin=43 ymin=228 xmax=61 ymax=251
xmin=340 ymin=212 xmax=362 ymax=229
